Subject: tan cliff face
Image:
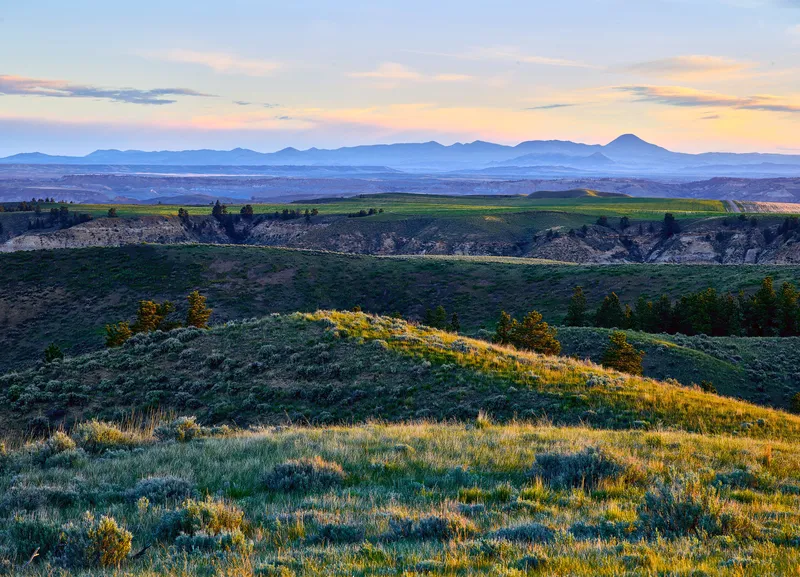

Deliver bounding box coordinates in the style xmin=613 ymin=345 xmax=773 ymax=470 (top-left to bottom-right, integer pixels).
xmin=3 ymin=213 xmax=800 ymax=264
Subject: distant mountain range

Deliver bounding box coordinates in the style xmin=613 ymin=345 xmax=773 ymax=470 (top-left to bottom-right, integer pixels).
xmin=3 ymin=134 xmax=800 ymax=177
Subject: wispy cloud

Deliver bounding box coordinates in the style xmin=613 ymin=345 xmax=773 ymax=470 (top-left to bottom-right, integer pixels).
xmin=525 ymin=103 xmax=580 ymax=110
xmin=406 ymin=47 xmax=597 ymax=69
xmin=0 ymin=74 xmax=212 ymax=105
xmin=349 ymin=62 xmax=472 ymax=83
xmin=623 ymin=55 xmax=750 ymax=79
xmin=146 ymin=49 xmax=281 ymax=76
xmin=700 ymin=114 xmax=721 ymax=120
xmin=616 ymin=85 xmax=800 ymax=113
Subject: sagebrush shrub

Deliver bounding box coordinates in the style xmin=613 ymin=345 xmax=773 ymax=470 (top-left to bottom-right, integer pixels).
xmin=5 ymin=514 xmax=61 ymax=561
xmin=156 ymin=497 xmax=245 ymax=542
xmin=58 ymin=514 xmax=132 ymax=568
xmin=637 ymin=474 xmax=760 ymax=539
xmin=1 ymin=484 xmax=81 ymax=512
xmin=488 ymin=523 xmax=555 ymax=543
xmin=312 ymin=523 xmax=366 ymax=544
xmin=125 ymin=476 xmax=197 ymax=504
xmin=174 ymin=530 xmax=251 ymax=553
xmin=262 ymin=456 xmax=346 ymax=492
xmin=34 ymin=431 xmax=76 ymax=464
xmin=530 ymin=447 xmax=628 ymax=490
xmin=154 ymin=416 xmax=204 ymax=442
xmin=86 ymin=515 xmax=133 ymax=567
xmin=412 ymin=513 xmax=476 ymax=541
xmin=72 ymin=421 xmax=136 ymax=454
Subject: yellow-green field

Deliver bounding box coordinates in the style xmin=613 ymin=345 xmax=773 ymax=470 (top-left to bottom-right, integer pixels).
xmin=31 ymin=193 xmax=728 ymax=221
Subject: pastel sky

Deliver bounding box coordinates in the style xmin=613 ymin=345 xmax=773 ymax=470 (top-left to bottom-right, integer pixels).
xmin=1 ymin=0 xmax=799 ymax=155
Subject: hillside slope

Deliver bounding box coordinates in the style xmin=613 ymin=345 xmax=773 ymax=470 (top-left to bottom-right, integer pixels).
xmin=4 ymin=244 xmax=800 ymax=380
xmin=559 ymin=328 xmax=800 ymax=409
xmin=3 ymin=311 xmax=800 ymax=442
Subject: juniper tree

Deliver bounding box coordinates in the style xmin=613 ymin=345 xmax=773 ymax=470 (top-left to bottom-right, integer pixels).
xmin=601 ymin=331 xmax=644 ymax=375
xmin=450 ymin=312 xmax=460 ymax=333
xmin=493 ymin=311 xmax=515 ymax=345
xmin=595 ymin=292 xmax=626 ymax=328
xmin=44 ymin=343 xmax=64 ymax=363
xmin=186 ymin=291 xmax=213 ymax=329
xmin=564 ymin=286 xmax=587 ymax=326
xmin=509 ymin=311 xmax=561 ymax=355
xmin=778 ymin=281 xmax=799 ymax=336
xmin=105 ymin=321 xmax=132 ymax=348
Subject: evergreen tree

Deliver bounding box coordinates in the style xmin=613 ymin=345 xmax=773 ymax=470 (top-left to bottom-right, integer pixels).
xmin=653 ymin=295 xmax=673 ymax=333
xmin=595 ymin=292 xmax=626 ymax=328
xmin=633 ymin=296 xmax=656 ymax=332
xmin=778 ymin=281 xmax=799 ymax=336
xmin=601 ymin=331 xmax=644 ymax=375
xmin=564 ymin=286 xmax=587 ymax=326
xmin=131 ymin=300 xmax=176 ymax=333
xmin=623 ymin=304 xmax=634 ymax=329
xmin=509 ymin=310 xmax=561 ymax=355
xmin=186 ymin=291 xmax=213 ymax=329
xmin=619 ymin=216 xmax=630 ymax=230
xmin=212 ymin=200 xmax=227 ymax=219
xmin=423 ymin=305 xmax=448 ymax=329
xmin=450 ymin=312 xmax=460 ymax=333
xmin=432 ymin=305 xmax=447 ymax=329
xmin=662 ymin=213 xmax=680 ymax=238
xmin=240 ymin=204 xmax=254 ymax=219
xmin=107 ymin=207 xmax=118 ymax=218
xmin=44 ymin=343 xmax=64 ymax=363
xmin=752 ymin=276 xmax=779 ymax=336
xmin=493 ymin=311 xmax=515 ymax=345
xmin=105 ymin=321 xmax=132 ymax=348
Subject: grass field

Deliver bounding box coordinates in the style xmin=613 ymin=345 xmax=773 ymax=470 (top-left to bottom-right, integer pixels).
xmin=3 ymin=421 xmax=800 ymax=576
xmin=5 ymin=193 xmax=729 ymax=222
xmin=4 ymin=245 xmax=800 ymax=405
xmin=2 ymin=312 xmax=800 ymax=574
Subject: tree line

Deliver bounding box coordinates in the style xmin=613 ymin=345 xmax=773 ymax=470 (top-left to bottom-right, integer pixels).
xmin=105 ymin=291 xmax=212 ymax=347
xmin=565 ymin=276 xmax=800 ymax=337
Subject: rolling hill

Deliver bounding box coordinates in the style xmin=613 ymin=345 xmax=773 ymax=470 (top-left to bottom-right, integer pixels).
xmin=3 ymin=310 xmax=800 ymax=441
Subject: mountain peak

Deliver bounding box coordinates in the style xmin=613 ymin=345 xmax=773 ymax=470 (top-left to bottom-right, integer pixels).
xmin=606 ymin=134 xmax=650 ymax=147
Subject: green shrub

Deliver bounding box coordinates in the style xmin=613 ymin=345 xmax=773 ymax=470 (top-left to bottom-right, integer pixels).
xmin=72 ymin=421 xmax=137 ymax=454
xmin=155 ymin=497 xmax=245 ymax=542
xmin=413 ymin=513 xmax=477 ymax=541
xmin=1 ymin=485 xmax=81 ymax=512
xmin=5 ymin=514 xmax=61 ymax=561
xmin=58 ymin=514 xmax=132 ymax=569
xmin=125 ymin=476 xmax=197 ymax=504
xmin=154 ymin=416 xmax=204 ymax=442
xmin=86 ymin=515 xmax=133 ymax=567
xmin=312 ymin=523 xmax=366 ymax=544
xmin=174 ymin=530 xmax=252 ymax=553
xmin=637 ymin=474 xmax=761 ymax=539
xmin=530 ymin=447 xmax=629 ymax=490
xmin=262 ymin=456 xmax=346 ymax=492
xmin=488 ymin=523 xmax=555 ymax=543
xmin=34 ymin=431 xmax=76 ymax=463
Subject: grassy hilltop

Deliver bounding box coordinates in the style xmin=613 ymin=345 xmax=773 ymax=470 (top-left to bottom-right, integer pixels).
xmin=3 ymin=245 xmax=800 ymax=409
xmin=4 ymin=311 xmax=800 ymax=441
xmin=2 ymin=312 xmax=800 ymax=575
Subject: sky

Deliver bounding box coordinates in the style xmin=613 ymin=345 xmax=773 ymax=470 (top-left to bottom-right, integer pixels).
xmin=0 ymin=0 xmax=799 ymax=156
